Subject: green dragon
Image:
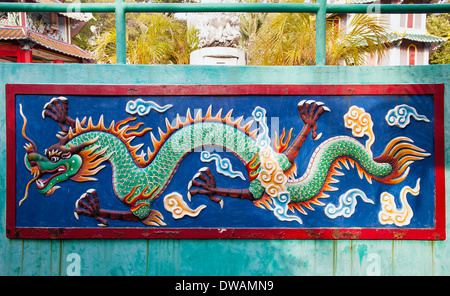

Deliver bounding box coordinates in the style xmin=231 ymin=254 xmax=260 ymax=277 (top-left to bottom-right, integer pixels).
xmin=20 ymin=97 xmax=430 ymax=226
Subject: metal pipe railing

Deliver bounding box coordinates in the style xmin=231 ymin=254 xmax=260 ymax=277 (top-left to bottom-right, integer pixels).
xmin=1 ymin=2 xmax=449 ymax=13
xmin=0 ymin=1 xmax=449 ymax=65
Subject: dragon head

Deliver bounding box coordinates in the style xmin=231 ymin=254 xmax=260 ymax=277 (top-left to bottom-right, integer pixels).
xmin=19 ymin=105 xmax=111 ymax=205
xmin=21 ymin=135 xmax=111 ymax=206
xmin=18 ymin=101 xmax=142 ymax=205
xmin=24 ymin=142 xmax=87 ymax=196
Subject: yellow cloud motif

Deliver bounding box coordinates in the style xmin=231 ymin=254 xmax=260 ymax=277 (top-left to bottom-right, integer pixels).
xmin=343 ymin=105 xmax=375 ymax=157
xmin=164 ymin=192 xmax=206 ymax=219
xmin=344 ymin=106 xmax=375 ymax=156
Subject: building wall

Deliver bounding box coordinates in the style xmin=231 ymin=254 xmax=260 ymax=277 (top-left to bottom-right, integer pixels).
xmin=400 ymin=39 xmax=425 ymax=65
xmin=0 ymin=63 xmax=449 ymax=276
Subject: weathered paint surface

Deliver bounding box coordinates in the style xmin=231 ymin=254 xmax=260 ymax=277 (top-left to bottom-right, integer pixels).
xmin=0 ymin=64 xmax=449 ymax=275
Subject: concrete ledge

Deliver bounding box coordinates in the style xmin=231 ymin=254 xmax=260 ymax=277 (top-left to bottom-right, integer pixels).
xmin=190 ymin=47 xmax=247 ymax=65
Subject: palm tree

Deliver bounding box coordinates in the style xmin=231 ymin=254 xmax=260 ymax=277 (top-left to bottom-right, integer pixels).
xmin=239 ymin=0 xmax=271 ymax=49
xmin=91 ymin=13 xmax=198 ymax=64
xmin=92 ymin=28 xmax=117 ymax=64
xmin=166 ymin=21 xmax=200 ymax=64
xmin=245 ymin=0 xmax=391 ymax=66
xmin=326 ymin=14 xmax=391 ymax=65
xmin=127 ymin=14 xmax=175 ymax=64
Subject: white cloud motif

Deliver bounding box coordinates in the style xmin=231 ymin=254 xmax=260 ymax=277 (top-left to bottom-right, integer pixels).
xmin=200 ymin=151 xmax=246 ymax=180
xmin=385 ymin=104 xmax=430 ymax=128
xmin=325 ymin=189 xmax=374 ymax=219
xmin=126 ymin=98 xmax=173 ymax=116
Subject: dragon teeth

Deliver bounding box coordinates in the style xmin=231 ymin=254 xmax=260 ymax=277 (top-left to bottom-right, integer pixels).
xmin=36 ymin=180 xmax=45 ymax=189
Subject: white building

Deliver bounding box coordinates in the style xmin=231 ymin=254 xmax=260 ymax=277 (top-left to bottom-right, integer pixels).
xmin=328 ymin=0 xmax=447 ymax=65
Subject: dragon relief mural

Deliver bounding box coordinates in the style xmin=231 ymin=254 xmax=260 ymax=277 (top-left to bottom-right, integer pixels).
xmin=15 ymin=93 xmax=433 ymax=231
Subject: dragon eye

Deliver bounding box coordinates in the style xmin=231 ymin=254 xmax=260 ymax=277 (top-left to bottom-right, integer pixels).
xmin=47 ymin=149 xmax=62 ymax=162
xmin=50 ymin=156 xmax=60 ymax=162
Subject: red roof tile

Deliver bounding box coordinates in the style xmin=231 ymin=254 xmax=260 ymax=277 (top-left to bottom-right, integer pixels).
xmin=28 ymin=31 xmax=94 ymax=60
xmin=0 ymin=26 xmax=94 ymax=60
xmin=0 ymin=26 xmax=27 ymax=40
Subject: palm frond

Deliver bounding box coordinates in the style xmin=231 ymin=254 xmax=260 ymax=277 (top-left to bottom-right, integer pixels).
xmin=247 ymin=0 xmax=391 ymax=66
xmin=92 ymin=13 xmax=199 ymax=65
xmin=327 ymin=14 xmax=390 ymax=65
xmin=92 ymin=28 xmax=117 ymax=64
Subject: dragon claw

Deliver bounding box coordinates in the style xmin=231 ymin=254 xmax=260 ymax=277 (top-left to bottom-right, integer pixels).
xmin=192 ymin=172 xmax=201 ymax=180
xmin=75 ymin=193 xmax=86 ymax=209
xmin=50 ymin=96 xmax=67 ymax=103
xmin=298 ymin=100 xmax=306 ymax=107
xmin=42 ymin=96 xmax=75 ymax=133
xmin=298 ymin=99 xmax=330 ymax=140
xmin=74 ymin=189 xmax=109 ymax=226
xmin=188 ymin=167 xmax=224 ymax=207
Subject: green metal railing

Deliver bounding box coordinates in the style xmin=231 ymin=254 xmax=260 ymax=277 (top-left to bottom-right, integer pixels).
xmin=0 ymin=1 xmax=449 ymax=65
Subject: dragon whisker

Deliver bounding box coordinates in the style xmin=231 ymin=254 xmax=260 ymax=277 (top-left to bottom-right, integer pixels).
xmin=19 ymin=104 xmax=37 ymax=153
xmin=19 ymin=175 xmax=40 ymax=206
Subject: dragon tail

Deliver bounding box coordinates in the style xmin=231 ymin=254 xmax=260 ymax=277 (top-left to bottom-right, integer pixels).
xmin=284 ymin=136 xmax=430 ymax=215
xmin=372 ymin=136 xmax=430 ymax=184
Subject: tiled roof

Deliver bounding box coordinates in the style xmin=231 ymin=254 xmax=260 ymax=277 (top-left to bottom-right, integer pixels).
xmin=0 ymin=26 xmax=94 ymax=60
xmin=29 ymin=31 xmax=94 ymax=60
xmin=389 ymin=32 xmax=447 ymax=43
xmin=0 ymin=26 xmax=27 ymax=40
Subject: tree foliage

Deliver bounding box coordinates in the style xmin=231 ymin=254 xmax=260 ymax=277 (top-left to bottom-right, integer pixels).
xmin=72 ymin=0 xmax=393 ymax=65
xmin=70 ymin=0 xmax=198 ymax=64
xmin=243 ymin=0 xmax=391 ymax=66
xmin=427 ymin=13 xmax=450 ymax=64
xmin=90 ymin=12 xmax=199 ymax=64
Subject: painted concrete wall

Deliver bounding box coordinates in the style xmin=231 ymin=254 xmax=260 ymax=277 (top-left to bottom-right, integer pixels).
xmin=0 ymin=63 xmax=448 ymax=276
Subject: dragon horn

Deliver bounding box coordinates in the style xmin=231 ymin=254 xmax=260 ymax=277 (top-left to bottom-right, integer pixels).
xmin=68 ymin=137 xmax=99 ymax=154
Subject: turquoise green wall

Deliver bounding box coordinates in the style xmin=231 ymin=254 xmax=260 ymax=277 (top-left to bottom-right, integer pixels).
xmin=0 ymin=63 xmax=448 ymax=275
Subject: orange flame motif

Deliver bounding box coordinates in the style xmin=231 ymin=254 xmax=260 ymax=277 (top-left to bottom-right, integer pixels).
xmin=273 ymin=128 xmax=293 ymax=153
xmin=124 ymin=184 xmax=159 ymax=207
xmin=245 ymin=153 xmax=261 ymax=182
xmin=114 ymin=117 xmax=152 ymax=138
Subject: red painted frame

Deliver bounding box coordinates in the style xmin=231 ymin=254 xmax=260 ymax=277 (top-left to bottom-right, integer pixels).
xmin=5 ymin=84 xmax=446 ymax=240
